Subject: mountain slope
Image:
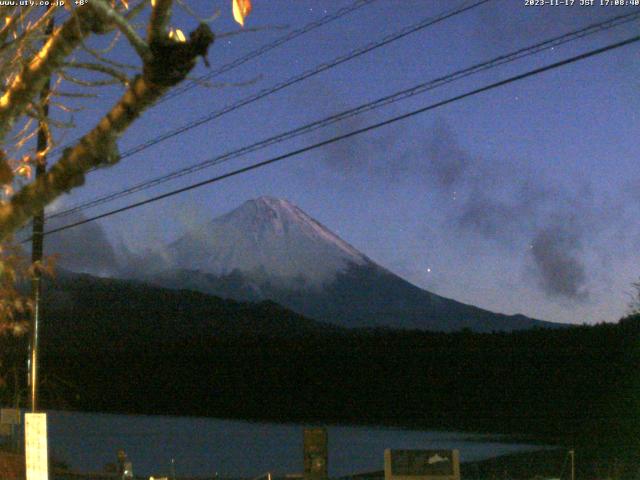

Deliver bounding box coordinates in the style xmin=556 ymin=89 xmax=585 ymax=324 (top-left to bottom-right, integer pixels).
xmin=40 ymin=270 xmax=342 ymax=354
xmin=151 ymin=265 xmax=551 ymax=332
xmin=167 ymin=196 xmax=369 ymax=288
xmin=146 ymin=197 xmax=559 ymax=332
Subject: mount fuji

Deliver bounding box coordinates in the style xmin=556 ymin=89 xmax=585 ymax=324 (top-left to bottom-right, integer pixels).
xmin=145 ymin=196 xmax=557 ymax=332
xmin=167 ymin=196 xmax=369 ymax=289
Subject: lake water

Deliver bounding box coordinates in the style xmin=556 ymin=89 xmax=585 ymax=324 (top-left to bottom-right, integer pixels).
xmin=34 ymin=411 xmax=544 ymax=478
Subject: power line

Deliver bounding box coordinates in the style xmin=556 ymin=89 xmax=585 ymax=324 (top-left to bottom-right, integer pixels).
xmin=48 ymin=11 xmax=640 ymax=221
xmin=48 ymin=0 xmax=378 ymax=159
xmin=32 ymin=34 xmax=640 ymax=241
xmin=161 ymin=0 xmax=379 ymax=103
xmin=49 ymin=0 xmax=492 ymax=168
xmin=117 ymin=0 xmax=491 ymax=158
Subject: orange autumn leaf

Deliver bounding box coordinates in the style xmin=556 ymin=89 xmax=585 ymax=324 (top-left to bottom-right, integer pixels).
xmin=232 ymin=0 xmax=252 ymax=27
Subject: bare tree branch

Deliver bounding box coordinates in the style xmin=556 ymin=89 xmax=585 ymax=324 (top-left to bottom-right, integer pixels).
xmin=81 ymin=43 xmax=139 ymax=70
xmin=52 ymin=91 xmax=99 ymax=98
xmin=64 ymin=61 xmax=130 ymax=85
xmin=88 ymin=0 xmax=151 ymax=62
xmin=0 ymin=4 xmax=103 ymax=143
xmin=58 ymin=69 xmax=122 ymax=87
xmin=0 ymin=23 xmax=214 ymax=240
xmin=175 ymin=0 xmax=220 ymax=24
xmin=147 ymin=0 xmax=173 ymax=44
xmin=125 ymin=0 xmax=149 ymax=21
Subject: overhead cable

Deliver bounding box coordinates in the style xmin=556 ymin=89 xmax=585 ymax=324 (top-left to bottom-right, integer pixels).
xmin=48 ymin=11 xmax=640 ymax=221
xmin=31 ymin=34 xmax=640 ymax=240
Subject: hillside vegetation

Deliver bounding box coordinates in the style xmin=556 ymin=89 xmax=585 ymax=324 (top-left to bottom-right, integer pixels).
xmin=2 ymin=274 xmax=638 ymax=472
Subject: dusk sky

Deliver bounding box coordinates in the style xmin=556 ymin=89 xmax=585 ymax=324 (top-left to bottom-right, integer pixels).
xmin=40 ymin=0 xmax=640 ymax=326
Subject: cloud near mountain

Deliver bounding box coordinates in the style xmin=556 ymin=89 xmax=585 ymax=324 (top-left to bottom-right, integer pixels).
xmin=136 ymin=196 xmax=560 ymax=332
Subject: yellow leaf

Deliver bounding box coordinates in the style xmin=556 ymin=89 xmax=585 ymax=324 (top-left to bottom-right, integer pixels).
xmin=232 ymin=0 xmax=251 ymax=27
xmin=15 ymin=165 xmax=31 ymax=178
xmin=175 ymin=29 xmax=186 ymax=42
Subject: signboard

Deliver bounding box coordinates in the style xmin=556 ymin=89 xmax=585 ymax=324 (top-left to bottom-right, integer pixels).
xmin=25 ymin=413 xmax=49 ymax=480
xmin=303 ymin=427 xmax=328 ymax=480
xmin=1 ymin=408 xmax=20 ymax=425
xmin=384 ymin=450 xmax=460 ymax=480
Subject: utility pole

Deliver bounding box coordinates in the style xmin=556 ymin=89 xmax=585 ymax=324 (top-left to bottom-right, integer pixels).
xmin=569 ymin=449 xmax=575 ymax=480
xmin=29 ymin=8 xmax=54 ymax=413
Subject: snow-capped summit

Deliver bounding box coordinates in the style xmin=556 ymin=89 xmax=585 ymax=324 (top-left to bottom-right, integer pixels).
xmin=168 ymin=196 xmax=370 ymax=288
xmin=154 ymin=196 xmax=558 ymax=332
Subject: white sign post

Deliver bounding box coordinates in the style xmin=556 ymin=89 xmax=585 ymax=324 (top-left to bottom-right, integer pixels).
xmin=25 ymin=413 xmax=49 ymax=480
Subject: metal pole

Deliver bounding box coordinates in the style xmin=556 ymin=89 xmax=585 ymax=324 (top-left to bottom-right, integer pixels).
xmin=29 ymin=8 xmax=54 ymax=413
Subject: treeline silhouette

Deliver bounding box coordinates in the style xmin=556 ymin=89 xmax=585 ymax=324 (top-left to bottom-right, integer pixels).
xmin=2 ymin=274 xmax=638 ymax=467
xmin=44 ymin=317 xmax=640 ymax=454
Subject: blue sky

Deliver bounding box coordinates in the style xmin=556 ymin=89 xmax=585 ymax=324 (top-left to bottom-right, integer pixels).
xmin=43 ymin=0 xmax=640 ymax=325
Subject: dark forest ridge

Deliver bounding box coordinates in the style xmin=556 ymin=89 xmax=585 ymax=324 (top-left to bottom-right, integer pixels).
xmin=28 ymin=271 xmax=639 ymax=462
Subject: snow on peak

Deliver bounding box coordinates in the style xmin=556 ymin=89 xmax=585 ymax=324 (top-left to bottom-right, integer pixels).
xmin=168 ymin=197 xmax=370 ymax=288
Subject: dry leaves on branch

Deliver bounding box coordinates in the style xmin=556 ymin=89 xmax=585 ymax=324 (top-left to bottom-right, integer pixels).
xmin=232 ymin=0 xmax=252 ymax=27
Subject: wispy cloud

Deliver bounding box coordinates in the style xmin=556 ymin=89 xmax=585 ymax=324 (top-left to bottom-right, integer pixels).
xmin=39 ymin=206 xmax=119 ymax=276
